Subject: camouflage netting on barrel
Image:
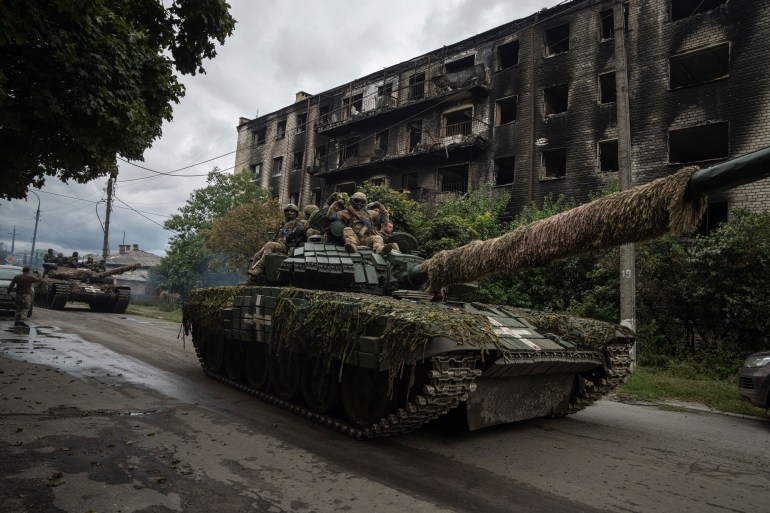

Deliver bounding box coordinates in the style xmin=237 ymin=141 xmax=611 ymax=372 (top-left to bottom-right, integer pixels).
xmin=496 ymin=305 xmax=636 ymax=351
xmin=421 ymin=167 xmax=707 ymax=290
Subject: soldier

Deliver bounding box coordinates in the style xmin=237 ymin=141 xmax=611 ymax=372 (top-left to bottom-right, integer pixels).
xmin=67 ymin=251 xmax=80 ymax=268
xmin=43 ymin=248 xmax=56 ymax=263
xmin=365 ymin=201 xmax=394 ymax=235
xmin=303 ymin=204 xmax=321 ymax=237
xmin=248 ymin=203 xmax=305 ymax=278
xmin=7 ymin=266 xmax=41 ymax=327
xmin=327 ymin=191 xmax=397 ymax=255
xmin=84 ymin=256 xmax=99 ymax=271
xmin=98 ymin=259 xmax=107 ymax=272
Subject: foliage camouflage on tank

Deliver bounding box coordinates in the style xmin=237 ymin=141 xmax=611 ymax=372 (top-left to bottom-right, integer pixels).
xmin=35 ymin=263 xmax=140 ymax=313
xmin=182 ymin=146 xmax=770 ymax=439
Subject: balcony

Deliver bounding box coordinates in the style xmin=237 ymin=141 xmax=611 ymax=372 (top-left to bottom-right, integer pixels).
xmin=316 ymin=64 xmax=489 ymax=137
xmin=312 ymin=118 xmax=489 ymax=177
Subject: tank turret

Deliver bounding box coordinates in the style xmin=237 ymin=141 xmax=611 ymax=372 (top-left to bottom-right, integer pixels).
xmin=183 ymin=146 xmax=770 ymax=439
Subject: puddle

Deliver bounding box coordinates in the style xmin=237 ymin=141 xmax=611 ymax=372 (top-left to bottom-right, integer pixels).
xmin=0 ymin=320 xmax=200 ymax=404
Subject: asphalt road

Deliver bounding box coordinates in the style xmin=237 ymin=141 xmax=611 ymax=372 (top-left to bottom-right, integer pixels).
xmin=1 ymin=306 xmax=768 ymax=513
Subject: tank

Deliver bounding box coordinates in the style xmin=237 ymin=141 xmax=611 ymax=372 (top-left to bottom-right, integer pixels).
xmin=35 ymin=263 xmax=141 ymax=313
xmin=183 ymin=147 xmax=770 ymax=439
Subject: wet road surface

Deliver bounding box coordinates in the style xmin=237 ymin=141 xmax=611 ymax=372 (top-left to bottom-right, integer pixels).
xmin=1 ymin=307 xmax=769 ymax=513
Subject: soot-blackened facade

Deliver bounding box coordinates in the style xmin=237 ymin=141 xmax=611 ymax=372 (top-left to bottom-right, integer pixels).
xmin=234 ymin=0 xmax=770 ymax=219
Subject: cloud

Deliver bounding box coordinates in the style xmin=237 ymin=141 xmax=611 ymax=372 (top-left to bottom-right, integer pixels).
xmin=0 ymin=0 xmax=563 ymax=260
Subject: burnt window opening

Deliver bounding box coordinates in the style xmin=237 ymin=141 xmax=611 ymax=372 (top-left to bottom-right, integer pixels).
xmin=369 ymin=177 xmax=386 ymax=186
xmin=496 ymin=96 xmax=517 ymax=126
xmin=289 ymin=192 xmax=299 ymax=205
xmin=670 ymin=0 xmax=727 ymax=21
xmin=312 ymin=188 xmax=322 ymax=207
xmin=408 ymin=72 xmax=426 ymax=101
xmin=276 ymin=120 xmax=286 ymax=139
xmin=496 ymin=40 xmax=519 ymax=70
xmin=542 ymin=148 xmax=567 ymax=179
xmin=272 ymin=156 xmax=283 ymax=177
xmin=253 ymin=127 xmax=267 ymax=146
xmin=377 ymin=83 xmax=395 ymax=108
xmin=669 ymin=43 xmax=729 ymax=89
xmin=376 ymin=129 xmax=389 ymax=153
xmin=598 ymin=139 xmax=619 ymax=172
xmin=408 ymin=120 xmax=423 ymax=151
xmin=698 ymin=200 xmax=728 ymax=236
xmin=292 ymin=151 xmax=303 ymax=172
xmin=343 ymin=93 xmax=363 ymax=117
xmin=315 ymin=145 xmax=327 ymax=167
xmin=444 ymin=108 xmax=473 ymax=137
xmin=544 ymin=84 xmax=569 ymax=115
xmin=249 ymin=163 xmax=262 ymax=181
xmin=669 ymin=122 xmax=729 ymax=164
xmin=494 ymin=157 xmax=515 ymax=186
xmin=402 ymin=173 xmax=418 ymax=190
xmin=545 ymin=24 xmax=570 ymax=56
xmin=296 ymin=112 xmax=307 ymax=134
xmin=599 ymin=72 xmax=616 ymax=103
xmin=336 ymin=182 xmax=357 ymax=195
xmin=438 ymin=164 xmax=469 ymax=193
xmin=319 ymin=104 xmax=330 ymax=125
xmin=445 ymin=55 xmax=475 ymax=73
xmin=599 ymin=5 xmax=628 ymax=40
xmin=338 ymin=137 xmax=360 ymax=165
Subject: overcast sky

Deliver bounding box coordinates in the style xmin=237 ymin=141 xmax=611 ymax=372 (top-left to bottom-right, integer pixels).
xmin=0 ymin=0 xmax=563 ymax=261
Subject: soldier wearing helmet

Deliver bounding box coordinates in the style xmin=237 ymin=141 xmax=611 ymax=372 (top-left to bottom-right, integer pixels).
xmin=248 ymin=203 xmax=307 ymax=280
xmin=67 ymin=251 xmax=80 ymax=268
xmin=43 ymin=248 xmax=57 ymax=263
xmin=327 ymin=191 xmax=398 ymax=255
xmin=303 ymin=204 xmax=321 ymax=237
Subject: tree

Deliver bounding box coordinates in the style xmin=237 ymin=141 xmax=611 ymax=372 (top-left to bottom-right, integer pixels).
xmin=152 ymin=170 xmax=272 ymax=295
xmin=204 ymin=199 xmax=283 ymax=271
xmin=0 ymin=0 xmax=236 ymax=200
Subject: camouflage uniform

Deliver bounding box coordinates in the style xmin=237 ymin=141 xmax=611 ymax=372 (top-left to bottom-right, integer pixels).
xmin=43 ymin=249 xmax=56 ymax=263
xmin=327 ymin=192 xmax=397 ymax=254
xmin=249 ymin=204 xmax=304 ymax=277
xmin=84 ymin=257 xmax=99 ymax=271
xmin=303 ymin=205 xmax=321 ymax=237
xmin=7 ymin=267 xmax=40 ymax=326
xmin=67 ymin=252 xmax=79 ymax=268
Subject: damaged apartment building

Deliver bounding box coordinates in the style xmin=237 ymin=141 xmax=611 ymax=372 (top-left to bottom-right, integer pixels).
xmin=234 ymin=0 xmax=770 ymax=226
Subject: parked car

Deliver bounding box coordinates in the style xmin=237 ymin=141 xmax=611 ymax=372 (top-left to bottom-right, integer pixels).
xmin=0 ymin=265 xmax=34 ymax=318
xmin=737 ymin=351 xmax=770 ymax=410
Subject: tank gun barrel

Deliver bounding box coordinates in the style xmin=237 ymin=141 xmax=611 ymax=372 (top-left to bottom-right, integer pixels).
xmin=93 ymin=262 xmax=141 ymax=281
xmin=419 ymin=146 xmax=770 ymax=291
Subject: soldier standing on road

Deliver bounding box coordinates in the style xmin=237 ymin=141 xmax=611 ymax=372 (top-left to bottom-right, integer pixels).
xmin=7 ymin=266 xmax=41 ymax=327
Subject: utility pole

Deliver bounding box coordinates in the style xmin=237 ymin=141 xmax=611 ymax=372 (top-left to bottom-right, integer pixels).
xmin=614 ymin=0 xmax=636 ymax=334
xmin=10 ymin=226 xmax=16 ymax=255
xmin=102 ymin=169 xmax=117 ymax=260
xmin=29 ymin=191 xmax=41 ymax=268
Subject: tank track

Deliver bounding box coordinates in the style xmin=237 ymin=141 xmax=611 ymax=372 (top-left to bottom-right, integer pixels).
xmin=193 ymin=340 xmax=481 ymax=440
xmin=112 ymin=288 xmax=131 ymax=314
xmin=565 ymin=341 xmax=635 ymax=415
xmin=49 ymin=284 xmax=70 ymax=310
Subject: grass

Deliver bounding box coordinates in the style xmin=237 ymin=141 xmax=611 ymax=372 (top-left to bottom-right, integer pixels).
xmin=126 ymin=304 xmax=182 ymax=323
xmin=618 ymin=366 xmax=770 ymax=419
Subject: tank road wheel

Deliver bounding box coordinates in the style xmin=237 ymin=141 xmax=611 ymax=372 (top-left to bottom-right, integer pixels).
xmin=205 ymin=331 xmax=226 ymax=374
xmin=341 ymin=365 xmax=396 ymax=428
xmin=301 ymin=356 xmax=341 ymax=414
xmin=269 ymin=351 xmax=303 ymax=401
xmin=245 ymin=343 xmax=270 ymax=391
xmin=224 ymin=339 xmax=245 ymax=381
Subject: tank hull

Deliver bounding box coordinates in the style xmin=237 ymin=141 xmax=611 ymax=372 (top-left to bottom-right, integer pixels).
xmin=183 ymin=285 xmax=634 ymax=439
xmin=34 ymin=280 xmax=133 ymax=313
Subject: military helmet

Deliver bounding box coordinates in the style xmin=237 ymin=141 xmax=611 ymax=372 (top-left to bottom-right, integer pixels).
xmin=303 ymin=204 xmax=319 ymax=218
xmin=72 ymin=251 xmax=78 ymax=257
xmin=47 ymin=248 xmax=54 ymax=253
xmin=350 ymin=191 xmax=367 ymax=208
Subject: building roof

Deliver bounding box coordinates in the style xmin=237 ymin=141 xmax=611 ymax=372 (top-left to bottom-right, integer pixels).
xmin=106 ymin=244 xmax=162 ymax=268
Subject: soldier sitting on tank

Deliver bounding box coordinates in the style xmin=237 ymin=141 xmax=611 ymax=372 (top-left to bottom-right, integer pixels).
xmin=43 ymin=248 xmax=56 ymax=263
xmin=66 ymin=251 xmax=80 ymax=268
xmin=84 ymin=256 xmax=99 ymax=271
xmin=326 ymin=192 xmax=398 ymax=255
xmin=55 ymin=252 xmax=67 ymax=266
xmin=248 ymin=203 xmax=306 ymax=278
xmin=302 ymin=204 xmax=321 ymax=237
xmin=98 ymin=259 xmax=107 ymax=272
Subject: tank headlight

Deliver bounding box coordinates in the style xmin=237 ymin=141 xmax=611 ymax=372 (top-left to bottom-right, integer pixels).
xmin=743 ymin=355 xmax=770 ymax=368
